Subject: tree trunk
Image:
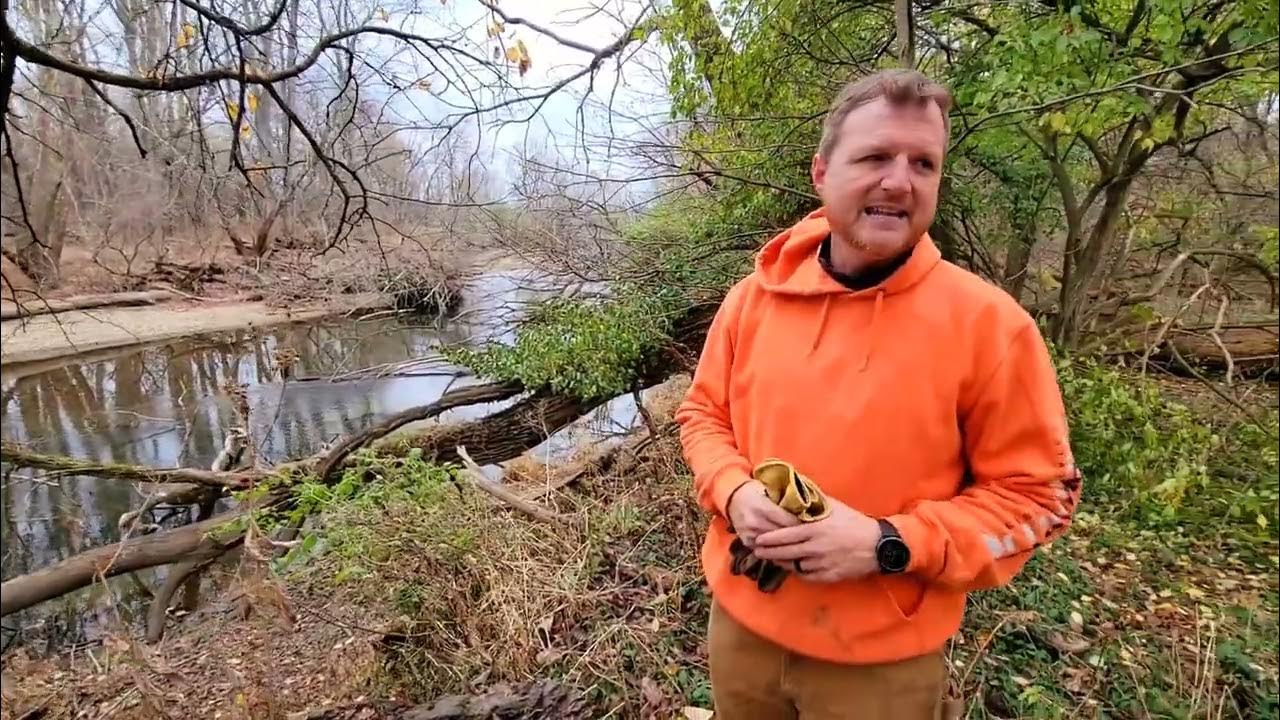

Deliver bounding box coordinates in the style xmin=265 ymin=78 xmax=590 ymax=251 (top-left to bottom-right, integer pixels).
xmin=895 ymin=0 xmax=915 ymax=67
xmin=12 ymin=177 xmax=66 ymax=289
xmin=674 ymin=0 xmax=734 ymax=108
xmin=1054 ymin=179 xmax=1134 ymax=347
xmin=1002 ymin=238 xmax=1034 ymax=303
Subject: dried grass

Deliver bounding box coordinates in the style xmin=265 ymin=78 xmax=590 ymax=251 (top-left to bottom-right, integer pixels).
xmin=296 ymin=425 xmax=710 ymax=717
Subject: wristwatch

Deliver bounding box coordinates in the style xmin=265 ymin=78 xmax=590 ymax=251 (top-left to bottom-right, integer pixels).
xmin=875 ymin=518 xmax=910 ymax=574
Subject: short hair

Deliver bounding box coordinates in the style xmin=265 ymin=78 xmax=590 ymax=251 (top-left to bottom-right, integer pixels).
xmin=817 ymin=69 xmax=954 ymax=159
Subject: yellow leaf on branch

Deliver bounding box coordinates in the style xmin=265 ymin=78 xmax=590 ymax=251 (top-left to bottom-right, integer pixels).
xmin=503 ymin=38 xmax=531 ymax=76
xmin=176 ymin=22 xmax=197 ymax=49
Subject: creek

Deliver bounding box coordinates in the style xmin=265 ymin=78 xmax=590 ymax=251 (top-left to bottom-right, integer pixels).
xmin=0 ymin=269 xmax=647 ymax=654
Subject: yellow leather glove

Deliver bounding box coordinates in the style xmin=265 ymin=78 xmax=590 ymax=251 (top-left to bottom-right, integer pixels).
xmin=753 ymin=458 xmax=832 ymax=523
xmin=728 ymin=459 xmax=831 ymax=593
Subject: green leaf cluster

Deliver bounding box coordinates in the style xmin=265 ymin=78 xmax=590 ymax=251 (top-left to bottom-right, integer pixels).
xmin=443 ymin=288 xmax=680 ymax=403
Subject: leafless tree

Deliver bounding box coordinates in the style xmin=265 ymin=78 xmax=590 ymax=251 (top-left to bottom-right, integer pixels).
xmin=1 ymin=0 xmax=659 ymax=289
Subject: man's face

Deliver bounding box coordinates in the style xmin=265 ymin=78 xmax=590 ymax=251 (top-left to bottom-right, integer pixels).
xmin=811 ymin=96 xmax=946 ymax=263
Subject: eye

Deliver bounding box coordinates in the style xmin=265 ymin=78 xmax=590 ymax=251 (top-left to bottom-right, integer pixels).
xmin=861 ymin=153 xmax=889 ymax=163
xmin=914 ymin=158 xmax=936 ymax=171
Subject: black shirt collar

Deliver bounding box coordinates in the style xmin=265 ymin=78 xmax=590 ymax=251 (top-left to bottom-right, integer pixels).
xmin=818 ymin=234 xmax=913 ymax=291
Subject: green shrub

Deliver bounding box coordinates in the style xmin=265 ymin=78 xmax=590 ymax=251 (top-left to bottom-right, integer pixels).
xmin=1056 ymin=349 xmax=1278 ymax=540
xmin=1058 ymin=352 xmax=1216 ymax=515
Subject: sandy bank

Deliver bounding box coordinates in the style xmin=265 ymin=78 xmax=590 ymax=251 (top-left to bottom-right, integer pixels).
xmin=0 ymin=294 xmax=386 ymax=367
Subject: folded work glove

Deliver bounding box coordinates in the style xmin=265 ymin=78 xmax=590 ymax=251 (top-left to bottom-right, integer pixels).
xmin=728 ymin=459 xmax=831 ymax=593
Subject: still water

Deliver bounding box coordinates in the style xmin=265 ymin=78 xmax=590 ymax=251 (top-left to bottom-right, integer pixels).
xmin=0 ymin=270 xmax=642 ymax=653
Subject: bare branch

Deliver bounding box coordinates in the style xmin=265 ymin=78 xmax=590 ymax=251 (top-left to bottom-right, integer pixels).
xmin=81 ymin=79 xmax=146 ymax=158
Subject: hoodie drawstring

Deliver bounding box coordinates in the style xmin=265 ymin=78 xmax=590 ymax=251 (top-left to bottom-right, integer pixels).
xmin=810 ymin=290 xmax=884 ymax=365
xmin=858 ymin=289 xmax=885 ymax=372
xmin=810 ymin=295 xmax=833 ymax=354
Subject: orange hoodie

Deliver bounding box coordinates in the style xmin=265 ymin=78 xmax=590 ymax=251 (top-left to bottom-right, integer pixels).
xmin=675 ymin=208 xmax=1082 ymax=665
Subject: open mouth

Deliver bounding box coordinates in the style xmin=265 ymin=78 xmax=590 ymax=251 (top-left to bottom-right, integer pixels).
xmin=864 ymin=206 xmax=908 ymax=220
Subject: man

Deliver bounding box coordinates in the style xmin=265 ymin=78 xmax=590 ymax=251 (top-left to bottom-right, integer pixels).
xmin=674 ymin=68 xmax=1083 ymax=719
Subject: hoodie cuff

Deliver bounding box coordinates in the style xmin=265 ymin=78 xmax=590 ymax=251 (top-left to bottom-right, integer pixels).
xmin=886 ymin=512 xmax=942 ymax=580
xmin=711 ymin=466 xmax=755 ymax=521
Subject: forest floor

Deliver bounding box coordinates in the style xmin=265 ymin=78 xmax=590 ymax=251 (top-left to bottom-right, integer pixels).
xmin=1 ymin=376 xmax=1276 ymax=720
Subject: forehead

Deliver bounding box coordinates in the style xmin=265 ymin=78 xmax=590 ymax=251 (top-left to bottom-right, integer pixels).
xmin=834 ymin=96 xmax=947 ymax=155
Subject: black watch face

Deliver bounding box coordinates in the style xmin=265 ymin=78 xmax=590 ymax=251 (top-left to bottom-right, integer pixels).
xmin=878 ymin=538 xmax=910 ymax=573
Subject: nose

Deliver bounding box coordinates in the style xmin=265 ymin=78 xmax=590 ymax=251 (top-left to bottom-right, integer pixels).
xmin=879 ymin=156 xmax=911 ymax=193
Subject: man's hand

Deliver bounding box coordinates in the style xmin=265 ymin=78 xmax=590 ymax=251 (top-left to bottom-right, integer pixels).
xmin=751 ymin=497 xmax=881 ymax=583
xmin=727 ymin=480 xmax=800 ymax=547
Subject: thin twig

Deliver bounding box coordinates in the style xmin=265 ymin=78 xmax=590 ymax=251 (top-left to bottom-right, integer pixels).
xmin=1140 ymin=282 xmax=1212 ymax=375
xmin=1168 ymin=345 xmax=1275 ymax=438
xmin=1207 ymin=294 xmax=1234 ymax=387
xmin=455 ymin=445 xmax=568 ymax=525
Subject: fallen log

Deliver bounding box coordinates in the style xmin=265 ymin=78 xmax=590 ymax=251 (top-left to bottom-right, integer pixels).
xmin=145 ymin=556 xmax=218 ymax=644
xmin=455 ymin=445 xmax=569 ymax=525
xmin=314 ymin=380 xmax=522 ymax=481
xmin=1129 ymin=325 xmax=1278 ymax=378
xmin=378 ymin=390 xmax=595 ymax=465
xmin=0 ymin=510 xmax=247 ymax=616
xmin=299 ymin=679 xmax=591 ymax=720
xmin=0 ymin=289 xmax=175 ymax=321
xmin=0 ymin=442 xmax=256 ymax=490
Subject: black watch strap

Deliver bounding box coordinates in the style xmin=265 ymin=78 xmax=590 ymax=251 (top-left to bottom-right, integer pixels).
xmin=875 ymin=518 xmax=910 ymax=574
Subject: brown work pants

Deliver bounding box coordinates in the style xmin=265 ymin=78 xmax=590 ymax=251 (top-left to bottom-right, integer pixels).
xmin=707 ymin=601 xmax=949 ymax=720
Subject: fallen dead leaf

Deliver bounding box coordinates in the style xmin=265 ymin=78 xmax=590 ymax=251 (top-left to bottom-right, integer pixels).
xmin=1046 ymin=631 xmax=1091 ymax=654
xmin=682 ymin=707 xmax=714 ymax=720
xmin=641 ymin=677 xmax=665 ymax=708
xmin=535 ymin=648 xmax=564 ymax=666
xmin=536 ymin=613 xmax=555 ymax=646
xmin=1063 ymin=666 xmax=1092 ymax=694
xmin=1069 ymin=611 xmax=1084 ymax=633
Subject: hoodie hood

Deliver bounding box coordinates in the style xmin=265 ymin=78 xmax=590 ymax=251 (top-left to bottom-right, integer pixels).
xmin=753 ymin=207 xmax=944 ymax=362
xmin=754 ymin=207 xmax=942 ymax=297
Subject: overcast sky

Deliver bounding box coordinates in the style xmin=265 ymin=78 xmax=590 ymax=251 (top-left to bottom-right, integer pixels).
xmin=403 ymin=0 xmax=677 ymax=197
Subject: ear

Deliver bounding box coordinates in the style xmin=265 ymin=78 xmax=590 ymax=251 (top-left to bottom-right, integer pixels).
xmin=810 ymin=153 xmax=827 ymax=195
